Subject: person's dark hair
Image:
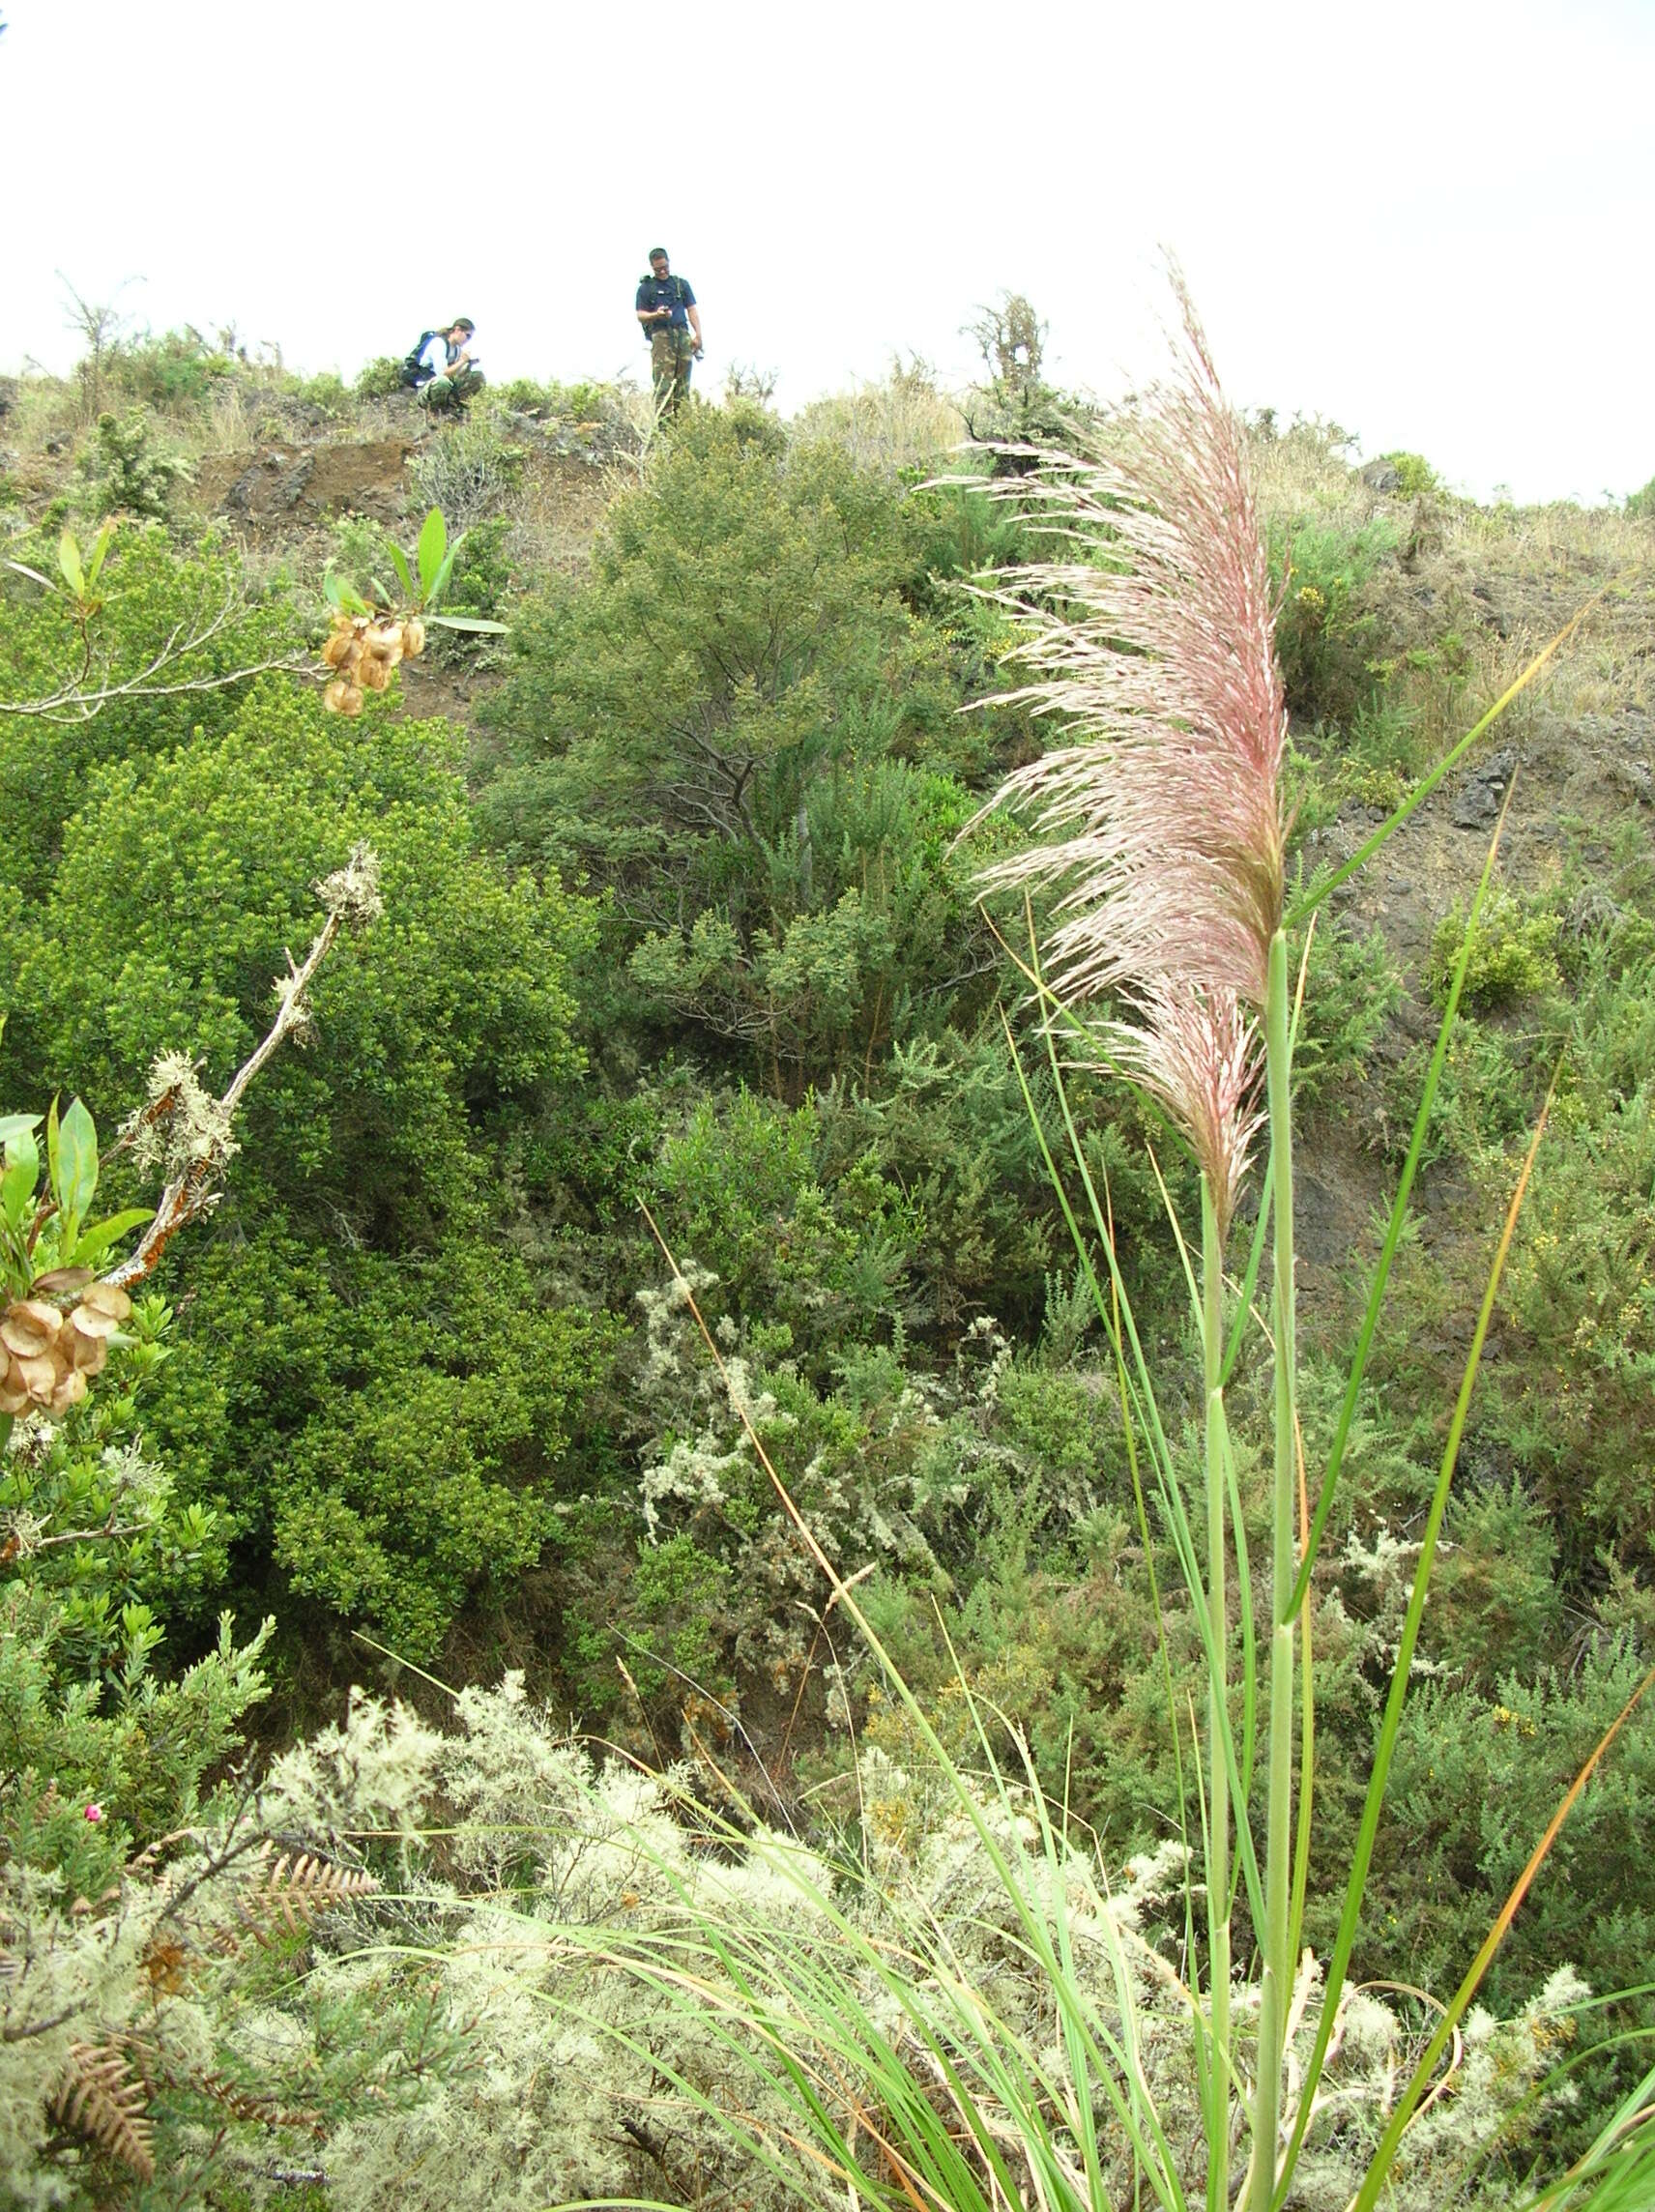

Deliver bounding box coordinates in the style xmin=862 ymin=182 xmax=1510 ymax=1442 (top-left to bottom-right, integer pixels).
xmin=647 ymin=247 xmax=668 ymax=262
xmin=450 ymin=317 xmax=476 ymax=334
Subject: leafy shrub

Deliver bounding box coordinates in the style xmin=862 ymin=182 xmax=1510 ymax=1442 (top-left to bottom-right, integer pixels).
xmin=1270 ymin=515 xmax=1396 ymax=726
xmin=354 ymin=354 xmax=408 ymax=398
xmin=293 ymin=368 xmax=351 ymax=415
xmin=111 ymin=328 xmax=235 ymax=413
xmin=76 ymin=410 xmax=192 ymax=520
xmin=0 ymin=525 xmax=295 ymax=898
xmin=3 ymin=684 xmax=603 ymax=1659
xmin=1624 ymin=472 xmax=1655 ymax=520
xmin=1428 ymin=888 xmax=1563 ymax=1005
xmin=1380 ymin=450 xmax=1441 ymax=499
xmin=410 ymin=414 xmax=526 ymax=529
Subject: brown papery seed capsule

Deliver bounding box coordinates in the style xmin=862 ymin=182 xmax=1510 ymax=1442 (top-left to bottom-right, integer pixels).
xmin=358 ymin=658 xmax=392 ymax=692
xmin=71 ymin=1331 xmax=110 ymax=1377
xmin=402 ymin=619 xmax=425 ymax=657
xmin=1 ymin=1301 xmax=63 ymax=1358
xmin=49 ymin=1368 xmax=87 ymax=1414
xmin=322 ymin=629 xmax=355 ymax=669
xmin=80 ymin=1283 xmax=132 ymax=1323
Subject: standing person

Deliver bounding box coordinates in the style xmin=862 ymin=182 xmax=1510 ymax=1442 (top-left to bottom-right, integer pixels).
xmin=635 ymin=248 xmax=702 ymax=418
xmin=400 ymin=318 xmax=483 ymax=410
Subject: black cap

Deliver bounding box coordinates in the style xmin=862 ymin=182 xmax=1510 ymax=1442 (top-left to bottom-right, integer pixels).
xmin=450 ymin=316 xmax=475 ymax=333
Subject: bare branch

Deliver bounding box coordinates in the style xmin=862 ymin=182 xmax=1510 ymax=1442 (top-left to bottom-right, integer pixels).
xmin=102 ymin=845 xmax=382 ymax=1292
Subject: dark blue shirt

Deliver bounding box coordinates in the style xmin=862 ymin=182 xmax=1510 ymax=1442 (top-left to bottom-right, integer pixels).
xmin=636 ymin=274 xmax=695 ymax=331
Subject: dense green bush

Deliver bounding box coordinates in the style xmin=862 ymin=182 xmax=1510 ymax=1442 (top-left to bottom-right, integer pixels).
xmin=1270 ymin=515 xmax=1396 ymax=726
xmin=1428 ymin=888 xmax=1563 ymax=1005
xmin=0 ymin=526 xmax=293 ymax=897
xmin=2 ymin=684 xmax=604 ymax=1660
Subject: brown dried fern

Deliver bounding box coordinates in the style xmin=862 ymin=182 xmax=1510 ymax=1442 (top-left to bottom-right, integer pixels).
xmin=199 ymin=2071 xmax=323 ymax=2134
xmin=52 ymin=2040 xmax=156 ymax=2181
xmin=241 ymin=1845 xmax=377 ymax=1944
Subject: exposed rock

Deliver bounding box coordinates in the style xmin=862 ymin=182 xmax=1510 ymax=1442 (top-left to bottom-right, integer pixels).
xmin=1361 ymin=459 xmax=1401 ymax=493
xmin=1450 ymin=745 xmax=1518 ymax=828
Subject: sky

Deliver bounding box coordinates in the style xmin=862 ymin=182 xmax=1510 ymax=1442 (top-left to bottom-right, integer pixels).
xmin=2 ymin=0 xmax=1651 ymax=506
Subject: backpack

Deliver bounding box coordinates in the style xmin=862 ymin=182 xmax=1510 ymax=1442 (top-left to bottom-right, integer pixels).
xmin=639 ymin=276 xmax=686 ymax=343
xmin=400 ymin=330 xmax=443 ymax=387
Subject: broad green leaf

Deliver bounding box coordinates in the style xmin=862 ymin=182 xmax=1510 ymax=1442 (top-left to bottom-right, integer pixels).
xmin=57 ymin=530 xmax=85 ymax=596
xmin=67 ymin=1207 xmax=154 ymax=1269
xmin=323 ymin=568 xmax=369 ymax=616
xmin=1 ymin=1128 xmax=39 ymax=1226
xmin=388 ymin=542 xmax=415 ymax=602
xmin=426 ymin=614 xmax=508 ymax=634
xmin=0 ymin=1112 xmax=40 ymax=1146
xmin=3 ymin=558 xmax=57 ymax=592
xmin=85 ymin=520 xmax=117 ymax=586
xmin=416 ymin=508 xmax=448 ymax=597
xmin=426 ymin=544 xmax=460 ymax=608
xmin=56 ymin=1094 xmax=99 ymax=1225
xmin=45 ymin=1095 xmax=60 ymax=1208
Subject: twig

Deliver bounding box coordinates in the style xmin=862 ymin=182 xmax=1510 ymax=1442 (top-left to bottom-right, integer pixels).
xmin=103 ymin=847 xmax=380 ymax=1291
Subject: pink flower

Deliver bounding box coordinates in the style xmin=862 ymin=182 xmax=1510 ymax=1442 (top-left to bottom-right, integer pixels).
xmin=84 ymin=1802 xmax=104 ymax=1824
xmin=972 ymin=271 xmax=1284 ymax=1227
xmin=1095 ymin=981 xmax=1263 ymax=1240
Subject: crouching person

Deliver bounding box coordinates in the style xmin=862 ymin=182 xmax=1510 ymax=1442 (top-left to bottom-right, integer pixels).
xmin=400 ymin=318 xmax=483 ymax=410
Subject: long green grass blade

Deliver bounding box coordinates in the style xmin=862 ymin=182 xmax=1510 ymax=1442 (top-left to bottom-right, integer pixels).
xmin=1284 ymin=775 xmax=1518 ymax=1627
xmin=1350 ymin=1662 xmax=1655 ymax=2212
xmin=1284 ymin=597 xmax=1601 ymax=928
xmin=1273 ymin=1084 xmax=1555 ymax=2209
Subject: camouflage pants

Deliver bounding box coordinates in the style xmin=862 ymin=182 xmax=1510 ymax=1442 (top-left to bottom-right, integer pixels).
xmin=650 ymin=325 xmax=695 ymax=415
xmin=420 ymin=364 xmax=485 ymax=411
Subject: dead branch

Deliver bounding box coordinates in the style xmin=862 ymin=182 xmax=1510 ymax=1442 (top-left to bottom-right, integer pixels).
xmin=103 ymin=844 xmax=382 ymax=1293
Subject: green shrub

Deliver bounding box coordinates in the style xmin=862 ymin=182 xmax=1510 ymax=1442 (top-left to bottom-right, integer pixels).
xmin=1270 ymin=515 xmax=1397 ymax=726
xmin=2 ymin=683 xmax=603 ymax=1659
xmin=1380 ymin=450 xmax=1441 ymax=499
xmin=76 ymin=409 xmax=192 ymax=520
xmin=1623 ymin=472 xmax=1655 ymax=520
xmin=1427 ymin=888 xmax=1563 ymax=1005
xmin=112 ymin=328 xmax=235 ymax=413
xmin=0 ymin=525 xmax=295 ymax=898
xmin=294 ymin=368 xmax=351 ymax=414
xmin=354 ymin=354 xmax=408 ymax=398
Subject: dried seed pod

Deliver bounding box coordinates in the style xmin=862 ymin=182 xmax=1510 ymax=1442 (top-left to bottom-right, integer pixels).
xmin=71 ymin=1304 xmax=122 ymax=1344
xmin=358 ymin=656 xmax=392 ymax=693
xmin=364 ymin=623 xmax=404 ymax=666
xmin=402 ymin=619 xmax=425 ymax=657
xmin=15 ymin=1351 xmax=57 ymax=1399
xmin=49 ymin=1368 xmax=87 ymax=1414
xmin=32 ymin=1266 xmax=94 ymax=1295
xmin=71 ymin=1331 xmax=110 ymax=1377
xmin=79 ymin=1283 xmax=132 ymax=1324
xmin=2 ymin=1301 xmax=63 ymax=1358
xmin=322 ymin=628 xmax=355 ymax=669
xmin=324 ymin=679 xmax=365 ymax=717
xmin=0 ymin=1359 xmax=28 ymax=1414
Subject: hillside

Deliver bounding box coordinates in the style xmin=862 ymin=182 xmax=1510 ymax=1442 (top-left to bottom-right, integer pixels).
xmin=2 ymin=325 xmax=1653 ymax=2210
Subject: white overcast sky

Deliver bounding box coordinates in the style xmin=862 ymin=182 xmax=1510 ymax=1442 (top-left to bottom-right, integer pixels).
xmin=2 ymin=0 xmax=1651 ymax=505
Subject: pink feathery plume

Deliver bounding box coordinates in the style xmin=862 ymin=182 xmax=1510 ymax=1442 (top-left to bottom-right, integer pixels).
xmin=1096 ymin=981 xmax=1264 ymax=1240
xmin=974 ymin=271 xmax=1288 ymax=1011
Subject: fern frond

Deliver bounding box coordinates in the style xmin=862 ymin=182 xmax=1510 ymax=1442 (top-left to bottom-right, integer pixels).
xmin=200 ymin=2071 xmax=323 ymax=2133
xmin=241 ymin=1845 xmax=377 ymax=1942
xmin=52 ymin=2040 xmax=156 ymax=2180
